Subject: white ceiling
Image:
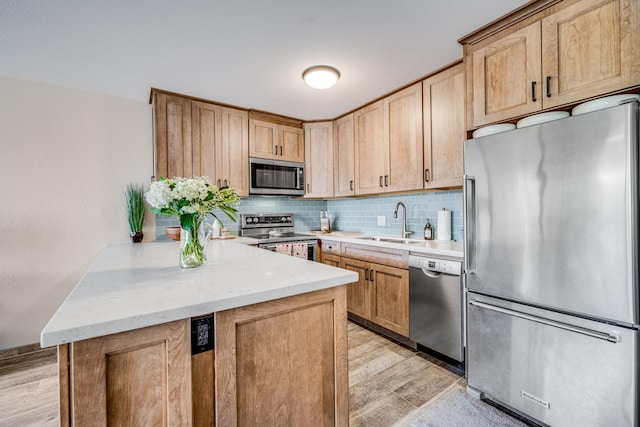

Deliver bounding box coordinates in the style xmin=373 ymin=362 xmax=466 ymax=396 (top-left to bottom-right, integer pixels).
xmin=0 ymin=0 xmax=529 ymax=120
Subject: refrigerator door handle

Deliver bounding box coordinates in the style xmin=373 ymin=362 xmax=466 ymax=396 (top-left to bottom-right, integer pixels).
xmin=469 ymin=300 xmax=621 ymax=343
xmin=463 ymin=174 xmax=476 ymax=274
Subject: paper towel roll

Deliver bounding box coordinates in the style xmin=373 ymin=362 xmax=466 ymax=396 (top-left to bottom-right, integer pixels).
xmin=437 ymin=208 xmax=451 ymax=241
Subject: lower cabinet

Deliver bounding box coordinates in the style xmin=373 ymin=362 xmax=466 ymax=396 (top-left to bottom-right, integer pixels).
xmin=341 ymin=247 xmax=409 ymax=336
xmin=58 ymin=286 xmax=348 ymax=427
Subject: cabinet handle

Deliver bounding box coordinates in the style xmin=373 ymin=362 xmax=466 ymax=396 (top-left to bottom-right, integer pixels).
xmin=379 ymin=176 xmax=383 ymax=187
xmin=531 ymin=81 xmax=537 ymax=102
xmin=370 ymin=270 xmax=374 ymax=283
xmin=217 ymin=179 xmax=221 ymax=187
xmin=350 ymin=180 xmax=353 ymax=191
xmin=546 ymin=76 xmax=551 ymax=98
xmin=307 ymin=183 xmax=310 ymax=192
xmin=223 ymin=179 xmax=227 ymax=187
xmin=274 ymin=143 xmax=278 ymax=155
xmin=424 ymin=169 xmax=430 ymax=183
xmin=279 ymin=146 xmax=283 ymax=156
xmin=384 ymin=175 xmax=388 ymax=187
xmin=365 ymin=268 xmax=369 ymax=281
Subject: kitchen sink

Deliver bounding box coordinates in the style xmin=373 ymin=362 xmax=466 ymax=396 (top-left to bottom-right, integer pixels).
xmin=354 ymin=236 xmax=424 ymax=245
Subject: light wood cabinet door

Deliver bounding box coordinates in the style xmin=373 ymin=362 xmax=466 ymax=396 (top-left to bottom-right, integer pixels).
xmin=154 ymin=93 xmax=193 ymax=178
xmin=341 ymin=257 xmax=371 ymax=320
xmin=423 ymin=63 xmax=465 ymax=189
xmin=542 ymin=0 xmax=640 ymax=108
xmin=471 ymin=22 xmax=542 ymax=128
xmin=249 ymin=119 xmax=279 ymax=160
xmin=304 ymin=121 xmax=334 ymax=198
xmin=321 ymin=253 xmax=341 ymax=267
xmin=280 ymin=125 xmax=305 ymax=162
xmin=221 ymin=107 xmax=249 ymax=196
xmin=385 ymin=83 xmax=424 ymax=192
xmin=64 ymin=320 xmax=192 ymax=426
xmin=354 ymin=100 xmax=386 ymax=195
xmin=370 ymin=263 xmax=409 ymax=336
xmin=215 ymin=286 xmax=348 ymax=427
xmin=192 ymin=100 xmax=222 ymax=180
xmin=249 ymin=119 xmax=305 ymax=163
xmin=333 ymin=114 xmax=355 ymax=197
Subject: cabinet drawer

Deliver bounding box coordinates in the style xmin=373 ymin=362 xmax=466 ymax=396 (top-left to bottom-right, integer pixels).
xmin=341 ymin=243 xmax=408 ymax=269
xmin=320 ymin=240 xmax=341 ymax=255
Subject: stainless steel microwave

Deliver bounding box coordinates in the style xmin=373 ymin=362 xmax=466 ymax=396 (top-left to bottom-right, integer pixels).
xmin=249 ymin=158 xmax=305 ymax=196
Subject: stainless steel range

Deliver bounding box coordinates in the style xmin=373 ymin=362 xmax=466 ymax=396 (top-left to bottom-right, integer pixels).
xmin=240 ymin=213 xmax=318 ymax=261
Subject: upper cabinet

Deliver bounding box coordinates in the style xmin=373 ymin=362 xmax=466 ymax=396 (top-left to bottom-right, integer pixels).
xmin=152 ymin=92 xmax=249 ymax=197
xmin=304 ymin=121 xmax=334 ymax=198
xmin=423 ymin=63 xmax=466 ymax=189
xmin=333 ymin=114 xmax=355 ymax=197
xmin=153 ymin=93 xmax=193 ymax=179
xmin=354 ymin=83 xmax=424 ymax=195
xmin=463 ymin=0 xmax=640 ymax=129
xmin=249 ymin=119 xmax=304 ymax=163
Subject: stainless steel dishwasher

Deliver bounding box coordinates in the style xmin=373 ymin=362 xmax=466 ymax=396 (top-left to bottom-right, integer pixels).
xmin=408 ymin=255 xmax=463 ymax=362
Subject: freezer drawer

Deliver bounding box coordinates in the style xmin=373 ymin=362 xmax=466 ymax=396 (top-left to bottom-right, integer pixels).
xmin=467 ymin=293 xmax=639 ymax=427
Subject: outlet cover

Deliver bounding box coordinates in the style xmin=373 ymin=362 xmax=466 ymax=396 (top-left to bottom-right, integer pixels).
xmin=191 ymin=314 xmax=214 ymax=355
xmin=377 ymin=215 xmax=386 ymax=226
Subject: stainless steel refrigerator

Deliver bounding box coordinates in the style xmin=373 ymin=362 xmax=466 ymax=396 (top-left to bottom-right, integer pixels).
xmin=463 ymin=100 xmax=639 ymax=427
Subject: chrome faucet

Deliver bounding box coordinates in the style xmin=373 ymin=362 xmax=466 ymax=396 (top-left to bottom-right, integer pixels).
xmin=393 ymin=202 xmax=412 ymax=238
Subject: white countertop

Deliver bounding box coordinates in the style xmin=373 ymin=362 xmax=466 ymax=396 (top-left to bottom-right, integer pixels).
xmin=40 ymin=241 xmax=357 ymax=347
xmin=309 ymin=232 xmax=464 ymax=259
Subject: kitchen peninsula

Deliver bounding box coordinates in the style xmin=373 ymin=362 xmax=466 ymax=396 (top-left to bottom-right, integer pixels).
xmin=41 ymin=241 xmax=357 ymax=426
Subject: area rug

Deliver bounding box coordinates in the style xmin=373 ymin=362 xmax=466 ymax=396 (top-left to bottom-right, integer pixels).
xmin=399 ymin=389 xmax=529 ymax=427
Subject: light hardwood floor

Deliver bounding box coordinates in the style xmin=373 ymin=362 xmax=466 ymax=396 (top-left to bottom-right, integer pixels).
xmin=0 ymin=322 xmax=465 ymax=426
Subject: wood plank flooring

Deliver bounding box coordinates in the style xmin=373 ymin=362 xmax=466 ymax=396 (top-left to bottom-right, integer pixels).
xmin=0 ymin=322 xmax=465 ymax=426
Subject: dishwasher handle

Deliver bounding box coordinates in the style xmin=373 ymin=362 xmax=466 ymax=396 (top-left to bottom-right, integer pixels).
xmin=421 ymin=268 xmax=441 ymax=279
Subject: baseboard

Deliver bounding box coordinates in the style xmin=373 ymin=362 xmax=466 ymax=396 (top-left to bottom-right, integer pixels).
xmin=0 ymin=342 xmax=51 ymax=361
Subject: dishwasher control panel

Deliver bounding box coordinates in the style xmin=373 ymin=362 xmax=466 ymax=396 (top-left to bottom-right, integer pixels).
xmin=408 ymin=255 xmax=461 ymax=275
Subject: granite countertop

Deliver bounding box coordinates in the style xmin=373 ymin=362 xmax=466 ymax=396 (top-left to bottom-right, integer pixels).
xmin=40 ymin=240 xmax=357 ymax=347
xmin=307 ymin=231 xmax=464 ymax=259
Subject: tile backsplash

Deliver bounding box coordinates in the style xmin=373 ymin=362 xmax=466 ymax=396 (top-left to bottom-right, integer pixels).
xmin=154 ymin=190 xmax=463 ymax=242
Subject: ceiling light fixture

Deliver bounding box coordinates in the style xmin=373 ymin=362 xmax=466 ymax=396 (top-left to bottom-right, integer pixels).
xmin=302 ymin=65 xmax=340 ymax=89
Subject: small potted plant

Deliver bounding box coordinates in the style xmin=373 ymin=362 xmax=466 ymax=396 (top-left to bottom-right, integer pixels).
xmin=126 ymin=183 xmax=146 ymax=243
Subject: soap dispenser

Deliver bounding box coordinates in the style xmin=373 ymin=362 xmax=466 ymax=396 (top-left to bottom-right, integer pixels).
xmin=424 ymin=220 xmax=433 ymax=240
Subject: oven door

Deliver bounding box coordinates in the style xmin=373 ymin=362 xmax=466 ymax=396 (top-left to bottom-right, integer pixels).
xmin=250 ymin=158 xmax=304 ymax=196
xmin=259 ymin=241 xmax=317 ymax=261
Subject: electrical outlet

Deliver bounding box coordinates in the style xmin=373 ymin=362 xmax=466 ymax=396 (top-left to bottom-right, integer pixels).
xmin=377 ymin=215 xmax=386 ymax=226
xmin=191 ymin=314 xmax=214 ymax=355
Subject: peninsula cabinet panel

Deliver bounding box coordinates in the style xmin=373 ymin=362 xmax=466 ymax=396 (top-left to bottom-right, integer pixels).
xmin=370 ymin=264 xmax=410 ymax=336
xmin=541 ymin=0 xmax=640 ymax=109
xmin=304 ymin=121 xmax=334 ymax=198
xmin=423 ymin=63 xmax=465 ymax=189
xmin=333 ymin=114 xmax=355 ymax=197
xmin=154 ymin=93 xmax=193 ymax=179
xmin=61 ymin=320 xmax=192 ymax=427
xmin=384 ymin=82 xmax=424 ymax=193
xmin=215 ymin=286 xmax=349 ymax=427
xmin=354 ymin=100 xmax=386 ymax=195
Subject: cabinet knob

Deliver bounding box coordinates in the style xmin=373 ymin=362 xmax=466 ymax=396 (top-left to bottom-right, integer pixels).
xmin=223 ymin=179 xmax=228 ymax=187
xmin=217 ymin=179 xmax=221 ymax=187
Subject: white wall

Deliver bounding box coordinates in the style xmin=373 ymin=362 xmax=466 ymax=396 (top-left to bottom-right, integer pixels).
xmin=0 ymin=76 xmax=154 ymax=350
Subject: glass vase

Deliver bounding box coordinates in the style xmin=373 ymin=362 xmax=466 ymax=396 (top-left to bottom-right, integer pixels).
xmin=179 ymin=218 xmax=212 ymax=268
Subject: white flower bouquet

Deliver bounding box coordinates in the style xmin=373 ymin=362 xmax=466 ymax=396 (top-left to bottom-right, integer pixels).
xmin=145 ymin=177 xmax=240 ymax=267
